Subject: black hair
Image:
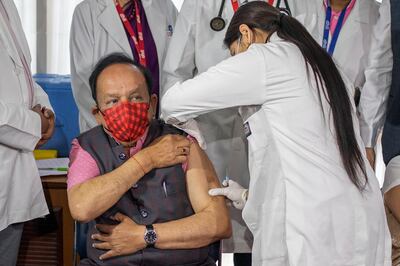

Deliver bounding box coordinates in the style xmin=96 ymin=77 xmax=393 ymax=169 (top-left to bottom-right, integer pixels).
xmin=224 ymin=2 xmax=368 ymax=190
xmin=89 ymin=53 xmax=153 ymax=103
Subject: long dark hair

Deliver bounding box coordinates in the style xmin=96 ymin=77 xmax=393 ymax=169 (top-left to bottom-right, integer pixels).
xmin=224 ymin=2 xmax=367 ymax=190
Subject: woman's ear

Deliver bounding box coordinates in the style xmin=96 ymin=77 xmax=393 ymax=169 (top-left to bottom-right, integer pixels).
xmin=239 ymin=24 xmax=253 ymax=47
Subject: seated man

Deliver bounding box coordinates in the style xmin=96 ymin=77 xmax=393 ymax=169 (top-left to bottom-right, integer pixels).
xmin=67 ymin=53 xmax=232 ymax=266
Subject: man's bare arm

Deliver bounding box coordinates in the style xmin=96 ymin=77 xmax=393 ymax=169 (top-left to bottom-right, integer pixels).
xmin=154 ymin=141 xmax=232 ymax=248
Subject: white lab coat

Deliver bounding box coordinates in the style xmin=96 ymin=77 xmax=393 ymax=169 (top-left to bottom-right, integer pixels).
xmin=358 ymin=0 xmax=392 ymax=148
xmin=161 ymin=34 xmax=392 ymax=265
xmin=297 ymin=0 xmax=380 ymax=95
xmin=162 ymin=0 xmax=309 ymax=253
xmin=70 ymin=0 xmax=177 ymax=132
xmin=0 ymin=0 xmax=50 ymax=231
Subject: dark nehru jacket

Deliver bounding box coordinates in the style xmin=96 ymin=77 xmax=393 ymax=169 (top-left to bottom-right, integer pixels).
xmin=77 ymin=120 xmax=213 ymax=266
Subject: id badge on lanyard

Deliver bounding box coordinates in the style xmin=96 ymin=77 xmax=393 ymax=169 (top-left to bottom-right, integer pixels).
xmin=322 ymin=1 xmax=350 ymax=56
xmin=115 ymin=0 xmax=147 ymax=66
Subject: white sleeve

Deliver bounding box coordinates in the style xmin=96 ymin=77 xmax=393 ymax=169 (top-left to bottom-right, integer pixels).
xmin=69 ymin=2 xmax=97 ymax=131
xmin=161 ymin=46 xmax=267 ymax=123
xmin=32 ymin=82 xmax=53 ymax=113
xmin=161 ymin=0 xmax=197 ymax=95
xmin=0 ymin=101 xmax=41 ymax=151
xmin=358 ymin=0 xmax=393 ymax=148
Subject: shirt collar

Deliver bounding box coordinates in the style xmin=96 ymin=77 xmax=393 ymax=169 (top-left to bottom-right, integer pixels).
xmin=323 ymin=0 xmax=357 ymax=11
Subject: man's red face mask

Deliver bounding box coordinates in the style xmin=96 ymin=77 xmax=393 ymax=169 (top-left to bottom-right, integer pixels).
xmin=101 ymin=101 xmax=149 ymax=143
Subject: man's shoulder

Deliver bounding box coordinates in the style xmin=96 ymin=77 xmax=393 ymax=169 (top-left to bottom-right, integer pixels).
xmin=77 ymin=126 xmax=107 ymax=146
xmin=155 ymin=120 xmax=186 ymax=136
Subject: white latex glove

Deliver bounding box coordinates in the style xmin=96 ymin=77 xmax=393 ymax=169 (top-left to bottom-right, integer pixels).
xmin=209 ymin=179 xmax=248 ymax=210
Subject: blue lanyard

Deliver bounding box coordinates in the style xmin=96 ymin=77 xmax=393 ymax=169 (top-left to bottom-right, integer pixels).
xmin=322 ymin=1 xmax=349 ymax=56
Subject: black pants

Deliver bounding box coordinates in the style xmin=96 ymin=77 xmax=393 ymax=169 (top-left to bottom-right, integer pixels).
xmin=0 ymin=223 xmax=24 ymax=266
xmin=234 ymin=253 xmax=252 ymax=266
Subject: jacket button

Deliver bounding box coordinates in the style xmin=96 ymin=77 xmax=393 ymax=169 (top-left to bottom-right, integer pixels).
xmin=140 ymin=209 xmax=148 ymax=218
xmin=119 ymin=153 xmax=127 ymax=160
xmin=133 ymin=184 xmax=139 ymax=189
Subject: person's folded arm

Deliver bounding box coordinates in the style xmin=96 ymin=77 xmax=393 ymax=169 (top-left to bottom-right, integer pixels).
xmin=67 ymin=153 xmax=149 ymax=223
xmin=0 ymin=100 xmax=41 ymax=151
xmin=67 ymin=135 xmax=190 ymax=222
xmin=154 ymin=140 xmax=232 ymax=249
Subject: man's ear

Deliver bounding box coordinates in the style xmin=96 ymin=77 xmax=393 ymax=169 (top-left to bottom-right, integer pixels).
xmin=92 ymin=106 xmax=104 ymax=125
xmin=148 ymin=94 xmax=158 ymax=119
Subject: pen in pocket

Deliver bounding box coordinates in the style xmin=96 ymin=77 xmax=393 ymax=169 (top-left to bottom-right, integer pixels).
xmin=162 ymin=181 xmax=168 ymax=197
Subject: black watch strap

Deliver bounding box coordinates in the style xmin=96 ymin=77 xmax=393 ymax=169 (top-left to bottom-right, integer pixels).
xmin=144 ymin=224 xmax=157 ymax=248
xmin=146 ymin=224 xmax=154 ymax=231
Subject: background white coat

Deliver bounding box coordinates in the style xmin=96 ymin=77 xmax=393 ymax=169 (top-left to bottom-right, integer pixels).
xmin=0 ymin=0 xmax=51 ymax=231
xmin=298 ymin=0 xmax=380 ymax=96
xmin=358 ymin=0 xmax=392 ymax=148
xmin=70 ymin=0 xmax=177 ymax=133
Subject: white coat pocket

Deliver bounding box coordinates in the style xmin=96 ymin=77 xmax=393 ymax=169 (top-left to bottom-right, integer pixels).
xmin=258 ymin=197 xmax=288 ymax=262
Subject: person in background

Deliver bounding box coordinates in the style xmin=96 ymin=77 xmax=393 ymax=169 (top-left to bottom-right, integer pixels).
xmin=162 ymin=1 xmax=310 ymax=264
xmin=0 ymin=0 xmax=55 ymax=265
xmin=70 ymin=0 xmax=177 ymax=133
xmin=162 ymin=2 xmax=391 ymax=265
xmin=305 ymin=0 xmax=382 ymax=170
xmin=358 ymin=0 xmax=400 ymax=264
xmin=67 ymin=53 xmax=231 ymax=265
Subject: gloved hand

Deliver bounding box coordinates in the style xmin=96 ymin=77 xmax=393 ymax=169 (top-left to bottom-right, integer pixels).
xmin=208 ymin=179 xmax=248 ymax=210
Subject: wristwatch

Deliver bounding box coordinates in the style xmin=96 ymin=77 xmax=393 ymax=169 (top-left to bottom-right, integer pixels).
xmin=144 ymin=224 xmax=157 ymax=248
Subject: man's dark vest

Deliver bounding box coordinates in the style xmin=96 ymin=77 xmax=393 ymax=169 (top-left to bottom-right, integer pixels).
xmin=77 ymin=120 xmax=213 ymax=266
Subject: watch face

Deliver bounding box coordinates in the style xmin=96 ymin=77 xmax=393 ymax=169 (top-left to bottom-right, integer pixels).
xmin=145 ymin=229 xmax=157 ymax=245
xmin=210 ymin=17 xmax=225 ymax=31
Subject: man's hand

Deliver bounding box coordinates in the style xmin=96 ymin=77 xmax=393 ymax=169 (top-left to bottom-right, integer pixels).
xmin=366 ymin=147 xmax=376 ymax=170
xmin=92 ymin=213 xmax=146 ymax=261
xmin=135 ymin=135 xmax=190 ymax=173
xmin=209 ymin=179 xmax=248 ymax=210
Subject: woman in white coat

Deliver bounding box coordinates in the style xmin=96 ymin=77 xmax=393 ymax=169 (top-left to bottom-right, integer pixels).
xmin=161 ymin=2 xmax=391 ymax=265
xmin=162 ymin=1 xmax=310 ymax=262
xmin=70 ymin=0 xmax=177 ymax=133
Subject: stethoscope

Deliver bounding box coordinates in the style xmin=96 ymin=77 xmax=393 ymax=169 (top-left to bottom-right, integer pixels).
xmin=210 ymin=0 xmax=292 ymax=32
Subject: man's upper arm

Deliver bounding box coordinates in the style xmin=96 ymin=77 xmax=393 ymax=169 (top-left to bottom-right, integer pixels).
xmin=67 ymin=139 xmax=100 ymax=190
xmin=185 ymin=141 xmax=224 ymax=213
